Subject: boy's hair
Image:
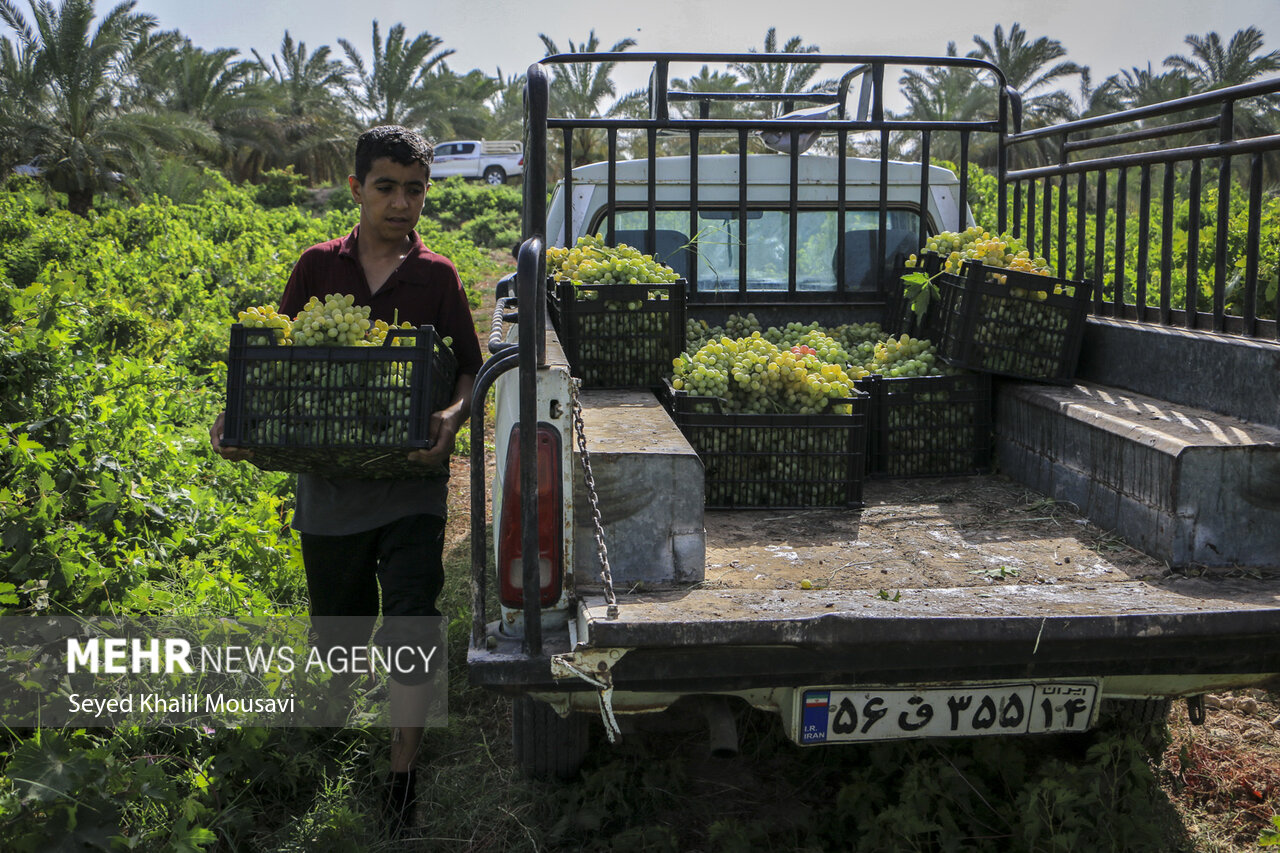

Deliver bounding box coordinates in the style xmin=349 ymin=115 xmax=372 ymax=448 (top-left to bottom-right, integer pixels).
xmin=354 ymin=125 xmax=433 ymax=183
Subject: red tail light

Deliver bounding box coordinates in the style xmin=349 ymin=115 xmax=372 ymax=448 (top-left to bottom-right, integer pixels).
xmin=498 ymin=423 xmax=562 ymax=607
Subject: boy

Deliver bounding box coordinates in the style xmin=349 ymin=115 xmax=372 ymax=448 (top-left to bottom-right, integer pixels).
xmin=210 ymin=125 xmax=483 ymax=837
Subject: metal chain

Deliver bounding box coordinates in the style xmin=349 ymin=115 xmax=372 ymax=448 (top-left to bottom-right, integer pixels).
xmin=570 ymin=380 xmax=619 ymax=619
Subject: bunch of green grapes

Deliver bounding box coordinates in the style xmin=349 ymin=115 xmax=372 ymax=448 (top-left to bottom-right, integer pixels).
xmin=905 ymin=227 xmax=1049 ymax=279
xmin=365 ymin=318 xmax=416 ymax=347
xmin=724 ymin=312 xmax=762 ymax=338
xmin=291 ymin=293 xmax=373 ymax=346
xmin=831 ymin=321 xmax=885 ymax=351
xmin=861 ymin=333 xmax=943 ymax=378
xmin=237 ymin=305 xmax=293 ymax=343
xmin=672 ymin=333 xmax=861 ymax=415
xmin=685 ymin=318 xmax=725 ymax=351
xmin=763 ymin=320 xmax=815 ymax=347
xmin=547 ymin=234 xmax=681 ymax=285
xmin=788 ymin=328 xmax=854 ymax=369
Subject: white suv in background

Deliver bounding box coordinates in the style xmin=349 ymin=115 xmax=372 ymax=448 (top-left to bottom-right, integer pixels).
xmin=431 ymin=140 xmax=524 ymax=185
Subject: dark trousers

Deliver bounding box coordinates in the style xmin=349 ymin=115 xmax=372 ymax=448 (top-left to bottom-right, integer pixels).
xmin=300 ymin=513 xmax=446 ymax=685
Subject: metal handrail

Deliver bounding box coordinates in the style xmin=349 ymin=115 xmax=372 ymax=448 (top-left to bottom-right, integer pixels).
xmin=1007 ymin=76 xmax=1280 ymax=144
xmin=468 ymin=348 xmax=519 ymax=648
xmin=515 ymin=237 xmax=546 ymax=655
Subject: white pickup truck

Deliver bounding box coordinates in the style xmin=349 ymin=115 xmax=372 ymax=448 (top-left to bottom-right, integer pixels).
xmin=430 ymin=139 xmax=523 ymax=184
xmin=467 ymin=52 xmax=1280 ymax=780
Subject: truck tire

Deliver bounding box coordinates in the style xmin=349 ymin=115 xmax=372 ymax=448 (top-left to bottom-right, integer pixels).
xmin=483 ymin=166 xmax=507 ymax=185
xmin=1098 ymin=697 xmax=1173 ymax=759
xmin=511 ymin=695 xmax=589 ymax=780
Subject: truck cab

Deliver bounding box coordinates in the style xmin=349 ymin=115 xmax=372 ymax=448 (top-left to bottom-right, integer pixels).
xmin=548 ymin=155 xmax=959 ymax=300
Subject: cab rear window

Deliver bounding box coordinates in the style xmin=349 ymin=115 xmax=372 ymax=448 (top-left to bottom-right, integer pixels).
xmin=598 ymin=208 xmax=924 ymax=294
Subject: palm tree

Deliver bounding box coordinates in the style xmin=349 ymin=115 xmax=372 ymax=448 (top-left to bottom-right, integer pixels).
xmin=729 ymin=28 xmax=829 ymax=118
xmin=145 ymin=41 xmax=278 ymax=179
xmin=967 ymin=23 xmax=1083 ymax=130
xmin=537 ymin=30 xmax=636 ymax=119
xmin=670 ymin=65 xmax=744 ymax=120
xmin=0 ymin=16 xmax=39 ymax=171
xmin=895 ymin=42 xmax=990 ymax=162
xmin=537 ymin=30 xmax=636 ymax=169
xmin=1164 ymin=27 xmax=1280 ymax=91
xmin=0 ymin=0 xmax=212 ymax=214
xmin=1165 ymin=27 xmax=1280 ymax=142
xmin=338 ymin=20 xmax=453 ymax=129
xmin=484 ymin=67 xmax=526 ymax=139
xmin=251 ymin=32 xmax=354 ymax=183
xmin=1108 ymin=64 xmax=1195 ymax=109
xmin=1076 ymin=68 xmax=1127 ymax=118
xmin=416 ymin=63 xmax=500 ymax=141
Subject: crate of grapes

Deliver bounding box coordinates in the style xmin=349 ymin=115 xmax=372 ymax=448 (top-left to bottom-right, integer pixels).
xmin=555 ymin=280 xmax=687 ymax=389
xmin=884 ymin=252 xmax=948 ymax=342
xmin=222 ymin=324 xmax=457 ymax=479
xmin=935 ymin=261 xmax=1093 ymax=384
xmin=856 ymin=372 xmax=993 ymax=478
xmin=660 ymin=381 xmax=869 ymax=509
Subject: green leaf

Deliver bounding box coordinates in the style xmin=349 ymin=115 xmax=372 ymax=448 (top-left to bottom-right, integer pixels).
xmin=169 ymin=817 xmax=217 ymax=853
xmin=6 ymin=735 xmax=91 ymax=804
xmin=1260 ymin=814 xmax=1280 ymax=846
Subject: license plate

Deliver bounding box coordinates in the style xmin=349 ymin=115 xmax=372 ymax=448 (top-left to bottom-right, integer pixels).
xmin=797 ymin=681 xmax=1099 ymax=744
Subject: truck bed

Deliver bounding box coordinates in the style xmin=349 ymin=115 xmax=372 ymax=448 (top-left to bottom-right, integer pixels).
xmin=576 ymin=475 xmax=1280 ymax=647
xmin=474 ymin=470 xmax=1280 ymax=695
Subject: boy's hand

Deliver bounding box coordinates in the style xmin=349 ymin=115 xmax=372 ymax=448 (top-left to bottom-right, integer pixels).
xmin=407 ymin=408 xmax=461 ymax=469
xmin=210 ymin=411 xmax=254 ymax=461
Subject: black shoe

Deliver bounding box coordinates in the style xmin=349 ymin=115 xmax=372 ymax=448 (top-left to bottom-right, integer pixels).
xmin=384 ymin=769 xmax=417 ymax=840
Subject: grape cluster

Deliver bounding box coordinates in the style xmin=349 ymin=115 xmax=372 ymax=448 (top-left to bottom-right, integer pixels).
xmin=237 ymin=305 xmax=292 ymax=343
xmin=548 ymin=234 xmax=681 ymax=285
xmin=861 ymin=334 xmax=941 ymax=378
xmin=367 ymin=318 xmax=417 ymax=347
xmin=671 ymin=332 xmax=863 ymax=415
xmin=291 ymin=293 xmax=373 ymax=346
xmin=906 ymin=227 xmax=1049 ymax=279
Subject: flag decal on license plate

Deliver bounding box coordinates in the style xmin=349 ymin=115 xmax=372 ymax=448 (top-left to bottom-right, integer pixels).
xmin=801 ymin=691 xmax=831 ymax=743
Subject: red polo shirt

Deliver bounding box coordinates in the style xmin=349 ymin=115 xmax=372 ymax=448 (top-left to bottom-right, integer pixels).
xmin=279 ymin=226 xmax=483 ymax=535
xmin=279 ymin=226 xmax=482 ymax=377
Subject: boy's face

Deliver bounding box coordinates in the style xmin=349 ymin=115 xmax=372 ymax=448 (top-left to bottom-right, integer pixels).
xmin=349 ymin=157 xmax=429 ymax=247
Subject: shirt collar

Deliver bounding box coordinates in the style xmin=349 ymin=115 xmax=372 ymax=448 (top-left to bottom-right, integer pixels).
xmin=338 ymin=225 xmax=426 ymax=261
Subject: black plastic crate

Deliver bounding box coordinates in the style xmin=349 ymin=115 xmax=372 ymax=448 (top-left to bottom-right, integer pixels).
xmin=222 ymin=325 xmax=457 ymax=479
xmin=660 ymin=381 xmax=868 ymax=509
xmin=554 ymin=280 xmax=686 ymax=389
xmin=884 ymin=252 xmax=947 ymax=342
xmin=856 ymin=372 xmax=993 ymax=478
xmin=935 ymin=261 xmax=1093 ymax=383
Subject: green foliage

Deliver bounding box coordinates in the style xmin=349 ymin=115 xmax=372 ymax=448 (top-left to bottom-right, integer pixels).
xmin=424 ymin=176 xmax=522 ymax=242
xmin=460 ymin=207 xmax=522 ymax=251
xmin=253 ymin=167 xmax=310 ymax=208
xmin=0 ymin=178 xmax=501 ymax=848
